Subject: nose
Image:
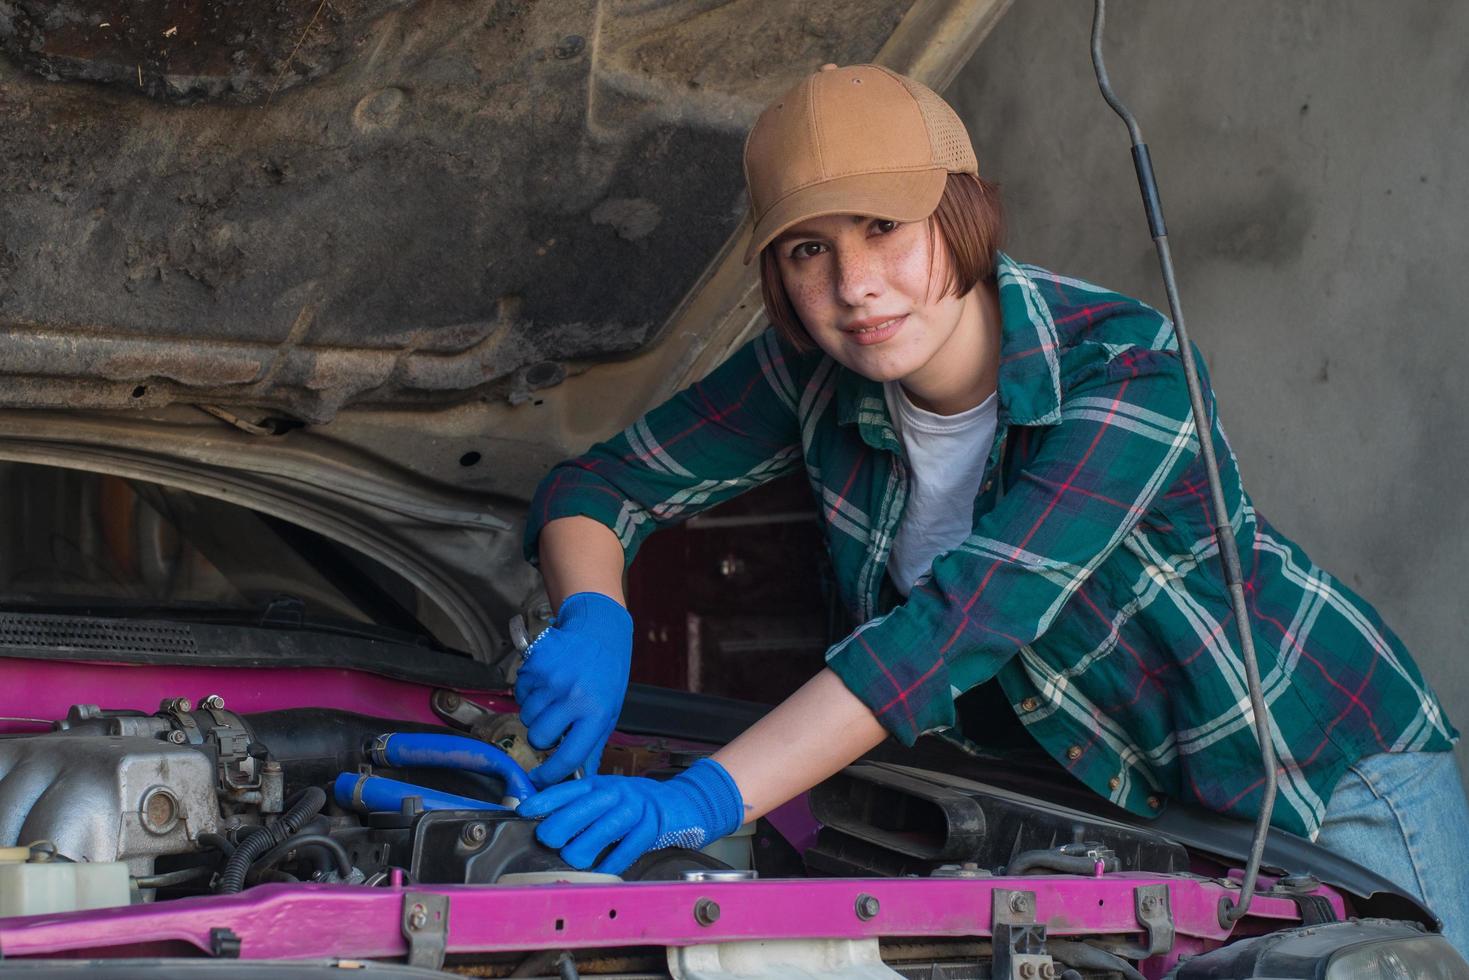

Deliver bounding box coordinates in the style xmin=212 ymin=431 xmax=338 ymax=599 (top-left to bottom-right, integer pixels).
xmin=833 ymin=245 xmax=882 ymax=307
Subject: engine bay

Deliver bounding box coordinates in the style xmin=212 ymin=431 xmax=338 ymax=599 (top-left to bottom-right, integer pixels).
xmin=0 ymin=696 xmax=752 ymax=910
xmin=0 ymin=688 xmax=1196 ymax=916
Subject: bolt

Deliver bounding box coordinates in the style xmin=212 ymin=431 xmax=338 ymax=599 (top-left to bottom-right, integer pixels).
xmin=461 ymin=822 xmax=488 ymax=846
xmin=1020 ymin=963 xmax=1038 ymax=979
xmin=855 ymin=893 xmax=880 ymax=921
xmin=160 ymin=697 xmax=191 ymax=713
xmin=693 ymin=898 xmax=720 ymax=926
xmin=1009 ymin=892 xmax=1031 ymax=914
xmin=408 ymin=903 xmax=427 ymax=930
xmin=1142 ymin=895 xmax=1158 ymax=913
xmin=167 ymin=730 xmax=187 ymax=744
xmin=201 ymin=694 xmax=225 ymax=710
xmin=439 ymin=691 xmax=461 ymax=711
xmin=1041 ymin=964 xmax=1059 ymax=980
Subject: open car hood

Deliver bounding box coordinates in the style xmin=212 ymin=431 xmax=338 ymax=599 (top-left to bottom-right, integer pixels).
xmin=0 ymin=2 xmax=1010 ymax=643
xmin=0 ymin=0 xmax=1006 ymax=426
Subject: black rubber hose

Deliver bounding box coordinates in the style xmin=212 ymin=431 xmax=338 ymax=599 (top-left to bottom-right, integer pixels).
xmin=217 ymin=786 xmax=326 ymax=894
xmin=1047 ymin=940 xmax=1146 ymax=980
xmin=1005 ymin=850 xmax=1120 ymax=876
xmin=249 ymin=834 xmax=353 ymax=881
xmin=556 ymin=952 xmax=580 ymax=980
xmin=257 ymin=870 xmax=299 ymax=884
xmin=196 ymin=832 xmax=235 ymax=859
xmin=1060 ymin=971 xmax=1083 ymax=980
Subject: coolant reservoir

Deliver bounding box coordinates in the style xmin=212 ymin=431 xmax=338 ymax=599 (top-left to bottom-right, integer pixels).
xmin=0 ymin=848 xmax=131 ymax=918
xmin=700 ymin=821 xmax=755 ymax=870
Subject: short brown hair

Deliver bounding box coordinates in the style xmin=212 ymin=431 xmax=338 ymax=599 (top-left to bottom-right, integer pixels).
xmin=758 ymin=173 xmax=1005 ymax=352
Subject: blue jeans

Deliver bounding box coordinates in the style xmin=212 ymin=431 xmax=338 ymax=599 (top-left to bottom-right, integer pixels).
xmin=1316 ymin=750 xmax=1469 ymax=957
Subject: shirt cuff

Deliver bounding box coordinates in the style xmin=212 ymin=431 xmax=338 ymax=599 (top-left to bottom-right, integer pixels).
xmin=824 ymin=617 xmax=958 ymax=746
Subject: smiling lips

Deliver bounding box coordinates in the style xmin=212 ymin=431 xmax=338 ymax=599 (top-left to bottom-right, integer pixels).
xmin=844 ymin=314 xmax=907 ymax=346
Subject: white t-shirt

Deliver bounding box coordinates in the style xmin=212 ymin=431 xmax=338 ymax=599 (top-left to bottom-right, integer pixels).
xmin=883 ymin=381 xmax=999 ymax=596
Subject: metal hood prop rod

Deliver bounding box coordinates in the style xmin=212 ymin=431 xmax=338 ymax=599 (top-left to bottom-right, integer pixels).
xmin=1088 ymin=0 xmax=1278 ymax=926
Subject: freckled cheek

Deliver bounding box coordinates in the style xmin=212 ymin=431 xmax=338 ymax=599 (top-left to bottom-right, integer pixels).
xmin=888 ymin=249 xmax=935 ymax=300
xmin=789 ymin=276 xmax=835 ymax=326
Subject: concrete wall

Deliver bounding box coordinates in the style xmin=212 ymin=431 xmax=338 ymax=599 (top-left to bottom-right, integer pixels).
xmin=950 ymin=0 xmax=1469 ymax=778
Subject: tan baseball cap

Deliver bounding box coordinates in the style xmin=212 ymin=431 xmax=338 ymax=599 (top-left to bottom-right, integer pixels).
xmin=741 ymin=63 xmax=978 ymax=264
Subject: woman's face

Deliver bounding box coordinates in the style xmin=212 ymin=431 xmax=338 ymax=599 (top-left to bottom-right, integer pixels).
xmin=773 ymin=213 xmax=978 ymax=393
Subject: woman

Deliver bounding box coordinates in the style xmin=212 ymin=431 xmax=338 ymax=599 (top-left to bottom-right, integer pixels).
xmin=513 ymin=64 xmax=1468 ymax=948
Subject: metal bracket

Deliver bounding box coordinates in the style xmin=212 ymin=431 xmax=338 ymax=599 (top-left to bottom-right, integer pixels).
xmin=1134 ymin=883 xmax=1174 ymax=957
xmin=401 ymin=892 xmax=449 ymax=970
xmin=1094 ymin=883 xmax=1174 ymax=961
xmin=992 ymin=889 xmax=1049 ymax=980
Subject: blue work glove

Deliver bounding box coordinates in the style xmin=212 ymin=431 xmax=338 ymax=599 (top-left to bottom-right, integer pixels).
xmin=514 ymin=591 xmax=633 ymax=788
xmin=517 ymin=757 xmax=745 ymax=874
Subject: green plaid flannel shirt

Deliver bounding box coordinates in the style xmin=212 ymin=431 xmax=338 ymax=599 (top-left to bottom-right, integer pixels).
xmin=525 ymin=253 xmax=1456 ymax=838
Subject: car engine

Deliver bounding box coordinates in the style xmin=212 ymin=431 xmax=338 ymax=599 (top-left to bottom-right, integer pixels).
xmin=0 ymin=696 xmax=729 ymax=902
xmin=1 ymin=691 xmax=1194 ymax=912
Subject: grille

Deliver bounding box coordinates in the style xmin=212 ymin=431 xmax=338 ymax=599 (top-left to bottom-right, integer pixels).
xmin=0 ymin=613 xmax=198 ymax=655
xmin=892 ymin=965 xmax=988 ymax=980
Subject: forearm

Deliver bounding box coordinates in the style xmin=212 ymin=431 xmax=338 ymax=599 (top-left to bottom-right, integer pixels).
xmin=712 ymin=668 xmax=888 ymax=823
xmin=537 ymin=516 xmax=626 ymax=609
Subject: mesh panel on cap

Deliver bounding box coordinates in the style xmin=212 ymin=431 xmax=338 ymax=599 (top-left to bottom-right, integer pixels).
xmin=899 ymin=76 xmax=978 ymax=174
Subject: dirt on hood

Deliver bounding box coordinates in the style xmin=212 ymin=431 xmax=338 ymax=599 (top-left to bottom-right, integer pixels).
xmin=0 ymin=0 xmax=912 ymax=422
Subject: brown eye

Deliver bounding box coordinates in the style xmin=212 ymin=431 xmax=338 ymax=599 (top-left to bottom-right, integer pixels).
xmin=789 ymin=241 xmax=825 ymax=259
xmin=872 ymin=219 xmax=898 ymax=234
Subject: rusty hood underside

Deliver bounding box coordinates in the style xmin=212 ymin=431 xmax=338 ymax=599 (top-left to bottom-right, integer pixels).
xmin=0 ymin=0 xmax=1014 ymax=423
xmin=0 ymin=1 xmax=1007 ymax=650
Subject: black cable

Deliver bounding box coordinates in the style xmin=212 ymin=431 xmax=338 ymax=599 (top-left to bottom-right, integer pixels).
xmin=556 ymin=951 xmax=581 ymax=980
xmin=217 ymin=785 xmax=326 ymax=893
xmin=248 ymin=834 xmax=353 ymax=881
xmin=1005 ymin=850 xmax=1120 ymax=876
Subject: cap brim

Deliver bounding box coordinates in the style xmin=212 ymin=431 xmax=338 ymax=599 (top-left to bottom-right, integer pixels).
xmin=742 ymin=168 xmax=948 ymax=264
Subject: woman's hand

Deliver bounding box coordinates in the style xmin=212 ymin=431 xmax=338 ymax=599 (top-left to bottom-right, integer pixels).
xmin=517 ymin=758 xmax=744 ymax=874
xmin=514 ymin=591 xmax=634 ymax=787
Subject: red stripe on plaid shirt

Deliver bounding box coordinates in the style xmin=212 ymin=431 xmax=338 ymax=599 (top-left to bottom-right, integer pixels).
xmin=860 ymin=632 xmax=936 ymax=732
xmin=621 ymin=371 xmax=769 ymax=464
xmin=935 ymin=380 xmax=1131 ymax=662
xmin=1248 ymin=589 xmax=1393 ymax=753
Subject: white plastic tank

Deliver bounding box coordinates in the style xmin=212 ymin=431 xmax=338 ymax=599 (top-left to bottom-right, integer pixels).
xmin=0 ymin=846 xmax=131 ymax=918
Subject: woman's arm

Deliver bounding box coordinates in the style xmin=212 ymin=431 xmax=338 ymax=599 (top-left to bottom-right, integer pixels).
xmin=528 ymin=521 xmax=889 ymax=805
xmin=537 ymin=515 xmax=627 ymax=609
xmin=712 ymin=667 xmax=887 ymax=822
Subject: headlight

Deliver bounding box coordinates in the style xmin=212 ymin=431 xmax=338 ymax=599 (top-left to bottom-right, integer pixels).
xmin=1327 ymin=935 xmax=1469 ymax=980
xmin=1174 ymin=918 xmax=1469 ymax=979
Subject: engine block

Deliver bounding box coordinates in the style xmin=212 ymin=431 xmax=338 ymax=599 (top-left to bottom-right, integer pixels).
xmin=0 ymin=736 xmax=219 ymax=875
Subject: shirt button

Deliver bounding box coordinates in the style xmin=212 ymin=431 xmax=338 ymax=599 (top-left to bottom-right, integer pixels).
xmin=1021 ymin=697 xmax=1039 ymax=712
xmin=983 ymin=480 xmax=994 ymax=492
xmin=1066 ymin=745 xmax=1082 ymax=761
xmin=1108 ymin=776 xmax=1121 ymax=791
xmin=1147 ymin=795 xmax=1162 ymax=810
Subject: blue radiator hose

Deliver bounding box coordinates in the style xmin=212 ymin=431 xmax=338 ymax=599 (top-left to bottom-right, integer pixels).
xmin=369 ymin=732 xmax=537 ymax=805
xmin=333 ymin=772 xmax=510 ymax=814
